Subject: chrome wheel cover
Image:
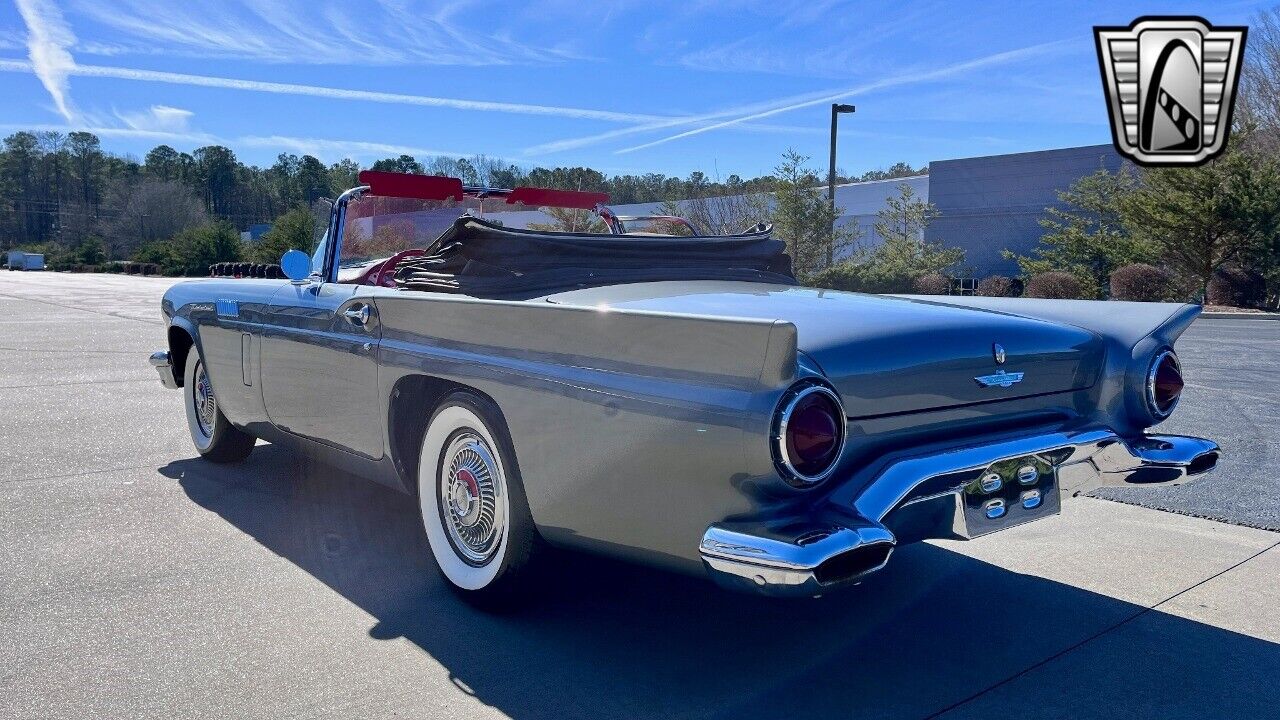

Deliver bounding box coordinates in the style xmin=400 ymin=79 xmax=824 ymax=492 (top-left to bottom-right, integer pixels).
xmin=193 ymin=360 xmax=217 ymax=438
xmin=438 ymin=432 xmax=505 ymax=566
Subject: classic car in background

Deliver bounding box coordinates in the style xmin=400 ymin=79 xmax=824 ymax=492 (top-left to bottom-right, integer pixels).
xmin=150 ymin=170 xmax=1219 ymax=603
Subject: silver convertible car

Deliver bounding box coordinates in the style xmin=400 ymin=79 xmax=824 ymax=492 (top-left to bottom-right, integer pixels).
xmin=150 ymin=170 xmax=1219 ymax=603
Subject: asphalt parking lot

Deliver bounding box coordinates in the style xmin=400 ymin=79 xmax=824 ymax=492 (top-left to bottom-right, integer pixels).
xmin=1 ymin=272 xmax=1277 ymax=720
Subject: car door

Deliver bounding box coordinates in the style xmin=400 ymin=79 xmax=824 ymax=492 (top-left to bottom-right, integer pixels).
xmin=259 ymin=280 xmax=383 ymax=459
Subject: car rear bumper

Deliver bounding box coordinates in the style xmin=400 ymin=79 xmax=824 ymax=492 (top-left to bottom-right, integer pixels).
xmin=699 ymin=428 xmax=1220 ymax=597
xmin=149 ymin=350 xmax=180 ymax=390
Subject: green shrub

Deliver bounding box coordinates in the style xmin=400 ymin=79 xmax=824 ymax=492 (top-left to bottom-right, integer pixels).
xmin=251 ymin=207 xmax=315 ymax=264
xmin=806 ymin=260 xmax=905 ymax=294
xmin=132 ymin=222 xmax=242 ymax=276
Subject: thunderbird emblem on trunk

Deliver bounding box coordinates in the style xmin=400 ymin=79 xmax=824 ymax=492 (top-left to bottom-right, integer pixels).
xmin=975 ymin=369 xmax=1025 ymax=389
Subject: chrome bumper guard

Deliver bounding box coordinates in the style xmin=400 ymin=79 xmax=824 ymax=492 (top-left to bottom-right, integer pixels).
xmin=149 ymin=350 xmax=180 ymax=390
xmin=700 ymin=429 xmax=1220 ymax=597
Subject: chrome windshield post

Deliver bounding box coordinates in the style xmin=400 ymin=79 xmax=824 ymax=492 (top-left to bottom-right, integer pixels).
xmin=322 ymin=185 xmax=370 ymax=283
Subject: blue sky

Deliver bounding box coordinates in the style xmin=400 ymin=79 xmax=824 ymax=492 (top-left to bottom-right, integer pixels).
xmin=0 ymin=0 xmax=1269 ymax=178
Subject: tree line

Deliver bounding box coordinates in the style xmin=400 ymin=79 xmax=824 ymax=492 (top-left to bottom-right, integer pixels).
xmin=1001 ymin=134 xmax=1280 ymax=307
xmin=0 ymin=127 xmax=924 ymax=271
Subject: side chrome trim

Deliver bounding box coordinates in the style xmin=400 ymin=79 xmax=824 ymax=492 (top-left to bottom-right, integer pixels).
xmin=149 ymin=350 xmax=180 ymax=390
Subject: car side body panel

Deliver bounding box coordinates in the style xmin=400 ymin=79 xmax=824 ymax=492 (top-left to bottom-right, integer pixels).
xmin=162 ymin=279 xmax=283 ymax=427
xmin=259 ymin=282 xmax=383 ymax=458
xmin=158 ymin=278 xmax=1214 ymax=582
xmin=371 ymin=289 xmax=797 ymax=573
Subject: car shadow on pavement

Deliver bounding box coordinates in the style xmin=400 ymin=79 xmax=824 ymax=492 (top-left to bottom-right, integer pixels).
xmin=161 ymin=445 xmax=1280 ymax=720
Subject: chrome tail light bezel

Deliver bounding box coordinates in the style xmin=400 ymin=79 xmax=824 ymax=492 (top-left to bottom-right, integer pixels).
xmin=772 ymin=382 xmax=848 ymax=487
xmin=1146 ymin=349 xmax=1184 ymax=419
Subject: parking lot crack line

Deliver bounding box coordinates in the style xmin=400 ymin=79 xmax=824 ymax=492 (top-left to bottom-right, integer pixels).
xmin=0 ymin=346 xmax=149 ymax=354
xmin=924 ymin=537 xmax=1280 ymax=719
xmin=1 ymin=463 xmax=168 ymax=486
xmin=0 ymin=377 xmax=154 ymax=390
xmin=0 ymin=290 xmax=162 ymax=326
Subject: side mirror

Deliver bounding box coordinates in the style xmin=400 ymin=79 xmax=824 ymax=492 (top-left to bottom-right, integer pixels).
xmin=280 ymin=249 xmax=312 ymax=283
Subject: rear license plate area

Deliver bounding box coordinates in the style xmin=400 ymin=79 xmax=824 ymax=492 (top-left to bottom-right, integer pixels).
xmin=961 ymin=455 xmax=1062 ymax=538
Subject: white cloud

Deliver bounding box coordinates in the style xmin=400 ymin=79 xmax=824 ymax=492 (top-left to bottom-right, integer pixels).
xmin=114 ymin=104 xmax=194 ymax=132
xmin=0 ymin=57 xmax=822 ymax=143
xmin=67 ymin=0 xmax=580 ymax=66
xmin=672 ymin=3 xmax=932 ymax=78
xmin=616 ymin=40 xmax=1070 ymax=154
xmin=233 ymin=134 xmax=469 ymax=160
xmin=14 ymin=0 xmax=78 ymax=121
xmin=521 ymin=92 xmax=840 ymax=156
xmin=0 ymin=29 xmax=28 ymax=51
xmin=0 ymin=58 xmax=675 ymax=124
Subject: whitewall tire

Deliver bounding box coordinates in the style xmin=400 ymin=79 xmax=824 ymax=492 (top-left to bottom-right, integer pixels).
xmin=418 ymin=391 xmax=538 ymax=603
xmin=183 ymin=347 xmax=255 ymax=463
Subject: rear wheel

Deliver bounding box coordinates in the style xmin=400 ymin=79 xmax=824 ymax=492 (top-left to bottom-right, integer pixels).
xmin=183 ymin=347 xmax=254 ymax=463
xmin=418 ymin=391 xmax=539 ymax=606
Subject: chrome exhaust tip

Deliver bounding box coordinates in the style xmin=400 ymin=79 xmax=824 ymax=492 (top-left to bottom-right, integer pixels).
xmin=1186 ymin=450 xmax=1219 ymax=476
xmin=1085 ymin=434 xmax=1222 ymax=487
xmin=699 ymin=518 xmax=895 ymax=597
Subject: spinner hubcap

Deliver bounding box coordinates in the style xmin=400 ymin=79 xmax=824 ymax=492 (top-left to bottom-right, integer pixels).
xmin=439 ymin=432 xmax=504 ymax=566
xmin=194 ymin=361 xmax=217 ymax=437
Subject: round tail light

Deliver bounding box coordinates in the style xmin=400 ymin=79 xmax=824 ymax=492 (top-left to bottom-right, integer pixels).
xmin=775 ymin=384 xmax=846 ymax=486
xmin=1147 ymin=350 xmax=1183 ymax=418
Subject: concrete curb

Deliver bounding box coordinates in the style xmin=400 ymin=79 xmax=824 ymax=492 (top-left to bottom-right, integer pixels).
xmin=1199 ymin=312 xmax=1280 ymax=320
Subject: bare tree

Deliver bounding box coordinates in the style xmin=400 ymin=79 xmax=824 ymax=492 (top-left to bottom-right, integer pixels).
xmin=101 ymin=178 xmax=208 ymax=260
xmin=526 ymin=206 xmax=607 ymax=233
xmin=1240 ymin=5 xmax=1280 ymax=154
xmin=656 ymin=173 xmax=771 ymax=236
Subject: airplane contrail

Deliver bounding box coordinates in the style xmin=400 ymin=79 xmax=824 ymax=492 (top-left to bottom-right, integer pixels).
xmin=614 ymin=40 xmax=1070 ymax=154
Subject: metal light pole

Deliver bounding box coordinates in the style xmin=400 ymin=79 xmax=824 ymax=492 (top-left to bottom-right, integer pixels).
xmin=828 ymin=103 xmax=855 ymax=266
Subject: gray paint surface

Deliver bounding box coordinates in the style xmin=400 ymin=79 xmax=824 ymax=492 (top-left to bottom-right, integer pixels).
xmin=549 ymin=282 xmax=1105 ymax=417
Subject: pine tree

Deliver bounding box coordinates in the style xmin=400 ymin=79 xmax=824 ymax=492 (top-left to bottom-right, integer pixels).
xmin=1007 ymin=165 xmax=1151 ymax=298
xmin=770 ymin=150 xmax=857 ymax=276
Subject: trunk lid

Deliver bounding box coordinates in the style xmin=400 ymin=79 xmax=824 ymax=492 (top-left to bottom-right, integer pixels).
xmin=544 ymin=282 xmax=1105 ymax=417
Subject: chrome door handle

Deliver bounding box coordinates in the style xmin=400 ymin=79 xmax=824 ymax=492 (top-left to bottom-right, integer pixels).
xmin=342 ymin=305 xmax=370 ymax=325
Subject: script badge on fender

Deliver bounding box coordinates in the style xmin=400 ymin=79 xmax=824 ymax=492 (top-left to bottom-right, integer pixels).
xmin=1094 ymin=16 xmax=1247 ymax=166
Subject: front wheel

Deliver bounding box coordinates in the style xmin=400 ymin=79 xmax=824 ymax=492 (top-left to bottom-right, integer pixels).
xmin=183 ymin=347 xmax=255 ymax=463
xmin=418 ymin=391 xmax=539 ymax=606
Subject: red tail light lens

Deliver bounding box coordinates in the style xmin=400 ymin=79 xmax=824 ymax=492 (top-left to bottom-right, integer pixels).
xmin=1147 ymin=350 xmax=1183 ymax=418
xmin=775 ymin=385 xmax=846 ymax=486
